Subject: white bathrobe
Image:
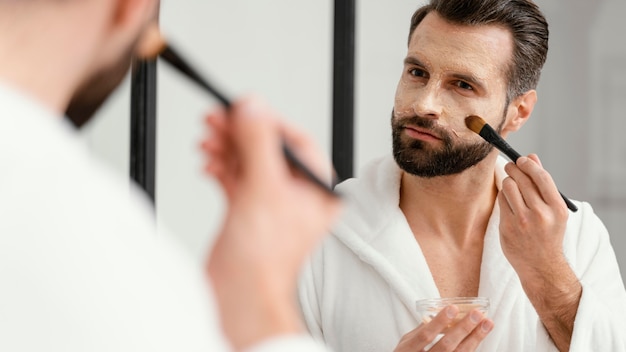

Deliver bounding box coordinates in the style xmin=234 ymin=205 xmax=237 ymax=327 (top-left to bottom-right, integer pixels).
xmin=299 ymin=155 xmax=626 ymax=352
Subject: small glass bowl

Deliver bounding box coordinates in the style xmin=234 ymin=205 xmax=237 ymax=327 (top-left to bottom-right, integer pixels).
xmin=415 ymin=297 xmax=490 ymax=325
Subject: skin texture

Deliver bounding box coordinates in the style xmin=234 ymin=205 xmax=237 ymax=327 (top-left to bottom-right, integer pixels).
xmin=0 ymin=1 xmax=342 ymax=350
xmin=392 ymin=11 xmax=578 ymax=352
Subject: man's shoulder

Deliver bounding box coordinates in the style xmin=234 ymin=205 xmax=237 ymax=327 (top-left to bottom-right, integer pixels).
xmin=327 ymin=155 xmax=402 ymax=242
xmin=335 ymin=154 xmax=399 ymax=197
xmin=0 ymin=109 xmax=222 ymax=351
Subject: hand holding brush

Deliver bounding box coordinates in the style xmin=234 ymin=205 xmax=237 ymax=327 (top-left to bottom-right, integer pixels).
xmin=465 ymin=115 xmax=577 ymax=212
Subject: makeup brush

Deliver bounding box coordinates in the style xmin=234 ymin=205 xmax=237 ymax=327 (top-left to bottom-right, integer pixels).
xmin=465 ymin=115 xmax=577 ymax=212
xmin=136 ymin=25 xmax=337 ymax=196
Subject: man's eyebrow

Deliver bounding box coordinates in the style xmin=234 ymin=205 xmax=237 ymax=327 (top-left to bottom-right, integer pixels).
xmin=403 ymin=56 xmax=487 ymax=91
xmin=403 ymin=56 xmax=425 ymax=67
xmin=451 ymin=73 xmax=486 ymax=91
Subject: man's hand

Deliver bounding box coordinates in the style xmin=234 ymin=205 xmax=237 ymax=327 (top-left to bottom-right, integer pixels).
xmin=394 ymin=306 xmax=493 ymax=352
xmin=498 ymin=154 xmax=569 ymax=272
xmin=498 ymin=154 xmax=581 ymax=351
xmin=201 ymin=95 xmax=341 ymax=350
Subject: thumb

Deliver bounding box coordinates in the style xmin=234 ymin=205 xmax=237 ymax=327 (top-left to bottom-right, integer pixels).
xmin=229 ymin=95 xmax=287 ymax=183
xmin=527 ymin=153 xmax=543 ymax=168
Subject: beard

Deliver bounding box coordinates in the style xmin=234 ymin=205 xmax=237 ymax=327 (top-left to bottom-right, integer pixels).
xmin=391 ymin=110 xmax=501 ymax=178
xmin=65 ymin=46 xmax=135 ymax=128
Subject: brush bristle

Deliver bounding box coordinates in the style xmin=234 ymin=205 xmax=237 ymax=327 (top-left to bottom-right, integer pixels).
xmin=135 ymin=23 xmax=167 ymax=60
xmin=465 ymin=115 xmax=486 ymax=134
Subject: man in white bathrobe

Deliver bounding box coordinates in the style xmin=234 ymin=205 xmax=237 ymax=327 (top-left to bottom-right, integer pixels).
xmin=298 ymin=0 xmax=626 ymax=351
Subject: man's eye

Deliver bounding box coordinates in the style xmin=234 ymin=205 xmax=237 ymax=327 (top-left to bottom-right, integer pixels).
xmin=410 ymin=68 xmax=427 ymax=78
xmin=456 ymin=81 xmax=473 ymax=90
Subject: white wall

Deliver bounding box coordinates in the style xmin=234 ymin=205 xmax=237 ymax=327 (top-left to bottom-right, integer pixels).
xmin=83 ymin=0 xmax=626 ymax=279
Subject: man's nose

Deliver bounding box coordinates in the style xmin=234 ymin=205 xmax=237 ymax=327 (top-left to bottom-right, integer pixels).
xmin=412 ymin=83 xmax=442 ymax=119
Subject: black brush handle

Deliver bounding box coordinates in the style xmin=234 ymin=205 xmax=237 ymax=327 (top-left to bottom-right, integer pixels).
xmin=159 ymin=45 xmax=337 ymax=197
xmin=160 ymin=46 xmax=231 ymax=107
xmin=479 ymin=125 xmax=578 ymax=212
xmin=478 ymin=125 xmax=522 ymax=161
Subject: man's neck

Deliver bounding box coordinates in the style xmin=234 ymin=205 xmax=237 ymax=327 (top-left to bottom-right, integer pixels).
xmin=399 ymin=153 xmax=500 ymax=247
xmin=0 ymin=7 xmax=98 ymax=115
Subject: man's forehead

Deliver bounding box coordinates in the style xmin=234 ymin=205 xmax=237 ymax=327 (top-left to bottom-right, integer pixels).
xmin=409 ymin=12 xmax=514 ymax=80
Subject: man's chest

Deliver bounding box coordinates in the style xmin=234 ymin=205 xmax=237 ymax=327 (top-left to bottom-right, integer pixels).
xmin=418 ymin=237 xmax=484 ymax=298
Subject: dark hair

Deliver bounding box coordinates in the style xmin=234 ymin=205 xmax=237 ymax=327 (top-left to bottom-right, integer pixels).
xmin=409 ymin=0 xmax=548 ymax=101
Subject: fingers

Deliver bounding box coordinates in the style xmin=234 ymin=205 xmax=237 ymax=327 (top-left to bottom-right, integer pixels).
xmin=202 ymin=107 xmax=237 ymax=193
xmin=430 ymin=310 xmax=493 ymax=352
xmin=204 ymin=94 xmax=293 ymax=198
xmin=502 ymin=155 xmax=565 ymax=211
xmin=527 ymin=153 xmax=542 ymax=167
xmin=503 ymin=160 xmax=541 ymax=210
xmin=499 ymin=176 xmax=524 ymax=215
xmin=280 ymin=125 xmax=342 ymax=238
xmin=201 ymin=94 xmax=340 ymax=224
xmin=516 ymin=156 xmax=563 ymax=207
xmin=230 ymin=96 xmax=336 ymax=206
xmin=228 ymin=95 xmax=287 ymax=186
xmin=498 ymin=154 xmax=570 ymax=271
xmin=279 ymin=121 xmax=335 ymax=190
xmin=203 ymin=108 xmax=229 ymax=171
xmin=395 ymin=307 xmax=493 ymax=352
xmin=394 ymin=306 xmax=458 ymax=351
xmin=202 ymin=95 xmax=336 ymax=199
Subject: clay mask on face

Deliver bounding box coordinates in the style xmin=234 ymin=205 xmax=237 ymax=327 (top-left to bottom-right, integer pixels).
xmin=395 ymin=12 xmax=513 ymax=133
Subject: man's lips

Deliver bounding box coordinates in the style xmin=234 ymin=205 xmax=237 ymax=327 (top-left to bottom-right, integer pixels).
xmin=403 ymin=125 xmax=442 ymax=141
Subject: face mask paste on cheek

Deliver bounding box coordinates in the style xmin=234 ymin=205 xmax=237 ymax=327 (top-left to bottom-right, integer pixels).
xmin=395 ymin=62 xmax=509 ymax=139
xmin=394 ymin=85 xmax=478 ymax=140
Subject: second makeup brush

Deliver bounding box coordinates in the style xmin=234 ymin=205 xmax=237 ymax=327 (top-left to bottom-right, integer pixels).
xmin=137 ymin=25 xmax=337 ymax=196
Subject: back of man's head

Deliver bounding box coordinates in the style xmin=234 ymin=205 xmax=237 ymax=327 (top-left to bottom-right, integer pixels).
xmin=0 ymin=0 xmax=158 ymax=126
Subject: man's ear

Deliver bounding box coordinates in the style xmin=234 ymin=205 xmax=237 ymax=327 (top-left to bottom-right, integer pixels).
xmin=503 ymin=89 xmax=537 ymax=134
xmin=94 ymin=0 xmax=158 ymax=65
xmin=110 ymin=0 xmax=158 ymax=32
